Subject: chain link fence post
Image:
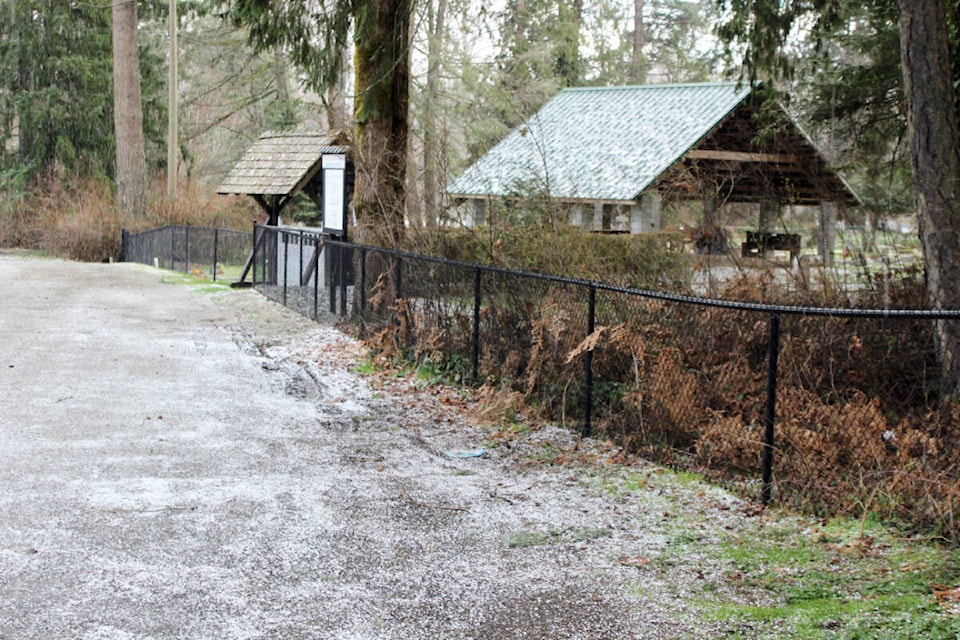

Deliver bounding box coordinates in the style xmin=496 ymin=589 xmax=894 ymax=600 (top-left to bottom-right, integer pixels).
xmin=583 ymin=284 xmax=597 ymax=437
xmin=762 ymin=313 xmax=781 ymax=505
xmin=473 ymin=267 xmax=482 ymax=383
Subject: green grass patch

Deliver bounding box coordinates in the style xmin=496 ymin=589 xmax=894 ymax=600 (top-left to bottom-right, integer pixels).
xmin=353 ymin=357 xmax=380 ymax=375
xmin=695 ymin=515 xmax=960 ymax=638
xmin=505 ymin=526 xmax=612 ymax=548
xmin=587 ymin=465 xmax=710 ymax=499
xmin=414 ymin=354 xmax=469 ymax=386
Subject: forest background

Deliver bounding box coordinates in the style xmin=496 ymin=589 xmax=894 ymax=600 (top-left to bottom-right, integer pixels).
xmin=0 ymin=0 xmax=917 ymax=261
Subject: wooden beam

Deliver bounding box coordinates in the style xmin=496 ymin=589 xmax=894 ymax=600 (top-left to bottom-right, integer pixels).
xmin=686 ymin=149 xmax=802 ymax=164
xmin=236 ymin=218 xmax=270 ymax=284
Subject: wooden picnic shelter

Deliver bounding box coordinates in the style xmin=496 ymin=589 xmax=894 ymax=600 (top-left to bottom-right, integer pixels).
xmin=447 ymin=83 xmax=860 ymax=263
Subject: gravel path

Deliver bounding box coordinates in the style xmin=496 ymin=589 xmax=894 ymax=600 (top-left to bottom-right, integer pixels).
xmin=0 ymin=255 xmax=751 ymax=639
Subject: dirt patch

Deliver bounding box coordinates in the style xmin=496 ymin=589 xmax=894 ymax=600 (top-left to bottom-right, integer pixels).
xmin=0 ymin=256 xmax=754 ymax=639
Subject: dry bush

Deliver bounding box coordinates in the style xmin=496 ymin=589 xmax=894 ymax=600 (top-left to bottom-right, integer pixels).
xmin=0 ymin=187 xmax=35 ymax=249
xmin=363 ymin=237 xmax=960 ymax=538
xmin=140 ymin=178 xmax=258 ymax=231
xmin=1 ymin=175 xmax=257 ymax=261
xmin=472 ymin=381 xmax=528 ymax=424
xmin=697 ymin=415 xmax=765 ymax=472
xmin=41 ymin=180 xmax=121 ymax=262
xmin=6 ymin=176 xmax=122 ymax=261
xmin=761 ymin=390 xmax=960 ymax=539
xmin=550 ymin=270 xmax=960 ymax=538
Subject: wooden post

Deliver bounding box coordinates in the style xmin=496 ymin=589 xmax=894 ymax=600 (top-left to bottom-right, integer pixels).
xmin=819 ymin=202 xmax=837 ymax=266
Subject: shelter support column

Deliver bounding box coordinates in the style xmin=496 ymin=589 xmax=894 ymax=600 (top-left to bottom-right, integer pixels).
xmin=819 ymin=201 xmax=837 ymax=267
xmin=470 ymin=199 xmax=486 ymax=226
xmin=592 ymin=202 xmax=603 ymax=231
xmin=631 ymin=191 xmax=661 ymax=234
xmin=568 ymin=203 xmax=591 ymax=230
xmin=759 ymin=200 xmax=779 ymax=233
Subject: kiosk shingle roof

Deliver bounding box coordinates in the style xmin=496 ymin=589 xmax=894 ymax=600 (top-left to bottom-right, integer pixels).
xmin=218 ymin=131 xmax=349 ymax=197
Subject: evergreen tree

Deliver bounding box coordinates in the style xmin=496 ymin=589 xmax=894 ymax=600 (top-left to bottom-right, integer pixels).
xmin=0 ymin=0 xmax=165 ymax=190
xmin=799 ymin=1 xmax=914 ymax=216
xmin=0 ymin=0 xmax=115 ymax=184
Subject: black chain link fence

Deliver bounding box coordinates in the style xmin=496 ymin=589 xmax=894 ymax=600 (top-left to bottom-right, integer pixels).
xmin=130 ymin=223 xmax=960 ymax=537
xmin=319 ymin=232 xmax=960 ymax=536
xmin=247 ymin=225 xmax=347 ymax=322
xmin=122 ymin=225 xmax=251 ymax=281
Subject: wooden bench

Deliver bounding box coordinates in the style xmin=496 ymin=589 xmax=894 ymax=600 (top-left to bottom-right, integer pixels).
xmin=741 ymin=232 xmax=801 ymax=260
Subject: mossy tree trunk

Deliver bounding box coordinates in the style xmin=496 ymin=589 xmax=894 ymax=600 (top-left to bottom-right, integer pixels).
xmin=353 ymin=0 xmax=413 ymax=247
xmin=898 ymin=0 xmax=960 ymax=399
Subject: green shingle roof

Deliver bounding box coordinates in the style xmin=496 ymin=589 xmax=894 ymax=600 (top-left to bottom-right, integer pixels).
xmin=447 ymin=83 xmax=755 ymax=202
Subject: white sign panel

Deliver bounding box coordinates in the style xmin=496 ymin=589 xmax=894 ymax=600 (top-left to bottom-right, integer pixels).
xmin=322 ymin=154 xmax=346 ymax=236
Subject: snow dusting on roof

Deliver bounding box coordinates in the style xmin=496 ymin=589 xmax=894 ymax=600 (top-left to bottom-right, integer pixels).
xmin=447 ymin=83 xmax=752 ymax=202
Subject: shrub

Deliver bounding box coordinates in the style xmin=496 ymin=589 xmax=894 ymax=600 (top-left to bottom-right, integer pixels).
xmin=0 ymin=175 xmax=258 ymax=261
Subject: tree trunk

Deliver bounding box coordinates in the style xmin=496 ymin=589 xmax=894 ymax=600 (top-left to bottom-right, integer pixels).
xmin=353 ymin=0 xmax=413 ymax=246
xmin=271 ymin=46 xmax=295 ymax=129
xmin=422 ymin=0 xmax=447 ymax=230
xmin=630 ymin=0 xmax=646 ymax=84
xmin=898 ymin=0 xmax=960 ymax=399
xmin=325 ymin=39 xmax=352 ymax=132
xmin=112 ymin=0 xmax=147 ymax=224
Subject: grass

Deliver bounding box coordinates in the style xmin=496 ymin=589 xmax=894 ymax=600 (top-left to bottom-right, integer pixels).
xmin=587 ymin=465 xmax=711 ymax=498
xmin=505 ymin=526 xmax=612 ymax=548
xmin=539 ymin=460 xmax=960 ymax=638
xmin=158 ymin=271 xmax=232 ymax=291
xmin=675 ymin=514 xmax=960 ymax=639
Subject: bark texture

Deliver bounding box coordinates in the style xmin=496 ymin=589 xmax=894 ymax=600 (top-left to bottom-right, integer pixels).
xmin=112 ymin=0 xmax=147 ymax=223
xmin=630 ymin=0 xmax=646 ymax=84
xmin=422 ymin=0 xmax=447 ymax=230
xmin=353 ymin=0 xmax=413 ymax=246
xmin=898 ymin=0 xmax=960 ymax=398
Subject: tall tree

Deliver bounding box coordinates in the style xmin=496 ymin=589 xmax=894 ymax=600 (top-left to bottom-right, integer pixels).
xmin=224 ymin=0 xmax=413 ymax=245
xmin=498 ymin=0 xmax=584 ymax=91
xmin=421 ymin=0 xmax=449 ymax=229
xmin=555 ymin=0 xmax=584 ymax=85
xmin=0 ymin=0 xmax=115 ymax=183
xmin=797 ymin=0 xmax=914 ymax=249
xmin=898 ymin=0 xmax=960 ymax=399
xmin=715 ymin=0 xmax=960 ymax=398
xmin=630 ymin=0 xmax=647 ymax=83
xmin=580 ymin=1 xmax=718 ymax=86
xmin=113 ymin=0 xmax=148 ymax=222
xmin=353 ymin=0 xmax=413 ymax=245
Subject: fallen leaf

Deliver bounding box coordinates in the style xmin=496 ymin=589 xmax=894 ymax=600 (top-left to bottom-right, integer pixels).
xmin=933 ymin=584 xmax=960 ymax=615
xmin=618 ymin=555 xmax=650 ymax=568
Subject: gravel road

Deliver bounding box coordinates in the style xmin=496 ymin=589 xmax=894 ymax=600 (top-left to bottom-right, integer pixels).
xmin=0 ymin=254 xmax=750 ymax=639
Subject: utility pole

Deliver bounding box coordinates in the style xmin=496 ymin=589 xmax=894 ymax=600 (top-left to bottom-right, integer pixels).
xmin=167 ymin=0 xmax=178 ymax=198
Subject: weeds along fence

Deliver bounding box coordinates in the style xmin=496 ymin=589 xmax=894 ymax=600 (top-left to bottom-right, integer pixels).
xmin=246 ymin=223 xmax=960 ymax=537
xmin=121 ymin=225 xmax=251 ymax=281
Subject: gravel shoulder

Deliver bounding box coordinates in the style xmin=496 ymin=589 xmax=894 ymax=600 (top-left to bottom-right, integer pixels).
xmin=0 ymin=255 xmax=757 ymax=639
